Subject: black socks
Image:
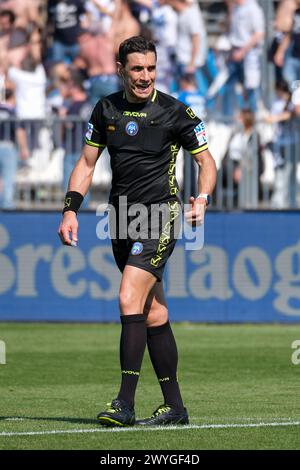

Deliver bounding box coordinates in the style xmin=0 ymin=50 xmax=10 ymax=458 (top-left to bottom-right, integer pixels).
xmin=116 ymin=315 xmax=184 ymax=412
xmin=147 ymin=321 xmax=184 ymax=411
xmin=117 ymin=313 xmax=147 ymax=408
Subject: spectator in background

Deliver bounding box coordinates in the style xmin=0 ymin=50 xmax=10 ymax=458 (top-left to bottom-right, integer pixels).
xmin=264 ymin=80 xmax=298 ymax=208
xmin=175 ymin=72 xmax=206 ymax=195
xmin=76 ymin=28 xmax=119 ymax=105
xmin=0 ymin=86 xmax=18 ymax=209
xmin=167 ymin=0 xmax=207 ymax=95
xmin=47 ymin=0 xmax=85 ymax=64
xmin=7 ymin=36 xmax=46 ymax=121
xmin=0 ymin=9 xmax=16 ymax=73
xmin=222 ymin=0 xmax=265 ymax=117
xmin=111 ymin=0 xmax=141 ymax=56
xmin=83 ymin=0 xmax=116 ymax=35
xmin=46 ymin=61 xmax=71 ymax=114
xmin=175 ymin=72 xmax=206 ymax=119
xmin=269 ymin=0 xmax=297 ymax=82
xmin=58 ymin=68 xmax=92 ymax=205
xmin=221 ymin=108 xmax=264 ymax=208
xmin=130 ymin=0 xmax=152 ymax=36
xmin=7 ymin=30 xmax=47 ymax=156
xmin=150 ymin=0 xmax=178 ymax=93
xmin=133 ymin=0 xmax=178 ymax=92
xmin=0 ymin=0 xmax=43 ymax=30
xmin=292 ymin=82 xmax=300 ymax=116
xmin=274 ymin=0 xmax=300 ymax=88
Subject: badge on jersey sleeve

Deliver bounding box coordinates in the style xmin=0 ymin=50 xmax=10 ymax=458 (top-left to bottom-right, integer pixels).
xmin=194 ymin=122 xmax=207 ymax=147
xmin=186 ymin=107 xmax=197 ymax=119
xmin=85 ymin=123 xmax=93 ymax=140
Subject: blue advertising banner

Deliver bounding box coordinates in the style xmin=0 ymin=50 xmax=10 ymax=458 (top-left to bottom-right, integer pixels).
xmin=0 ymin=211 xmax=299 ymax=323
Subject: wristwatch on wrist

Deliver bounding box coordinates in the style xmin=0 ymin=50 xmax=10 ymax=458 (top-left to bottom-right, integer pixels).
xmin=196 ymin=193 xmax=211 ymax=205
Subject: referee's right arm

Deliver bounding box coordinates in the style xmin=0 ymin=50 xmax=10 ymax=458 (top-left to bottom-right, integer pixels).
xmin=68 ymin=143 xmax=103 ymax=197
xmin=58 ymin=144 xmax=103 ymax=246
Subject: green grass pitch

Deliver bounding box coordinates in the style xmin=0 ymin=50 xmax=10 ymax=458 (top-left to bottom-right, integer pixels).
xmin=0 ymin=322 xmax=300 ymax=450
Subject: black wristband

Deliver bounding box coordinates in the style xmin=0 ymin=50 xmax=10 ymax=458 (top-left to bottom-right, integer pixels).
xmin=62 ymin=191 xmax=84 ymax=214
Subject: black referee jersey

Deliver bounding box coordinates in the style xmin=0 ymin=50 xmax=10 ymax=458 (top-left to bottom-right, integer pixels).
xmin=85 ymin=89 xmax=208 ymax=206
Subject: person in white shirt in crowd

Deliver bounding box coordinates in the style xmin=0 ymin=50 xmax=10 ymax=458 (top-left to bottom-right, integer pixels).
xmin=167 ymin=0 xmax=207 ymax=95
xmin=0 ymin=86 xmax=18 ymax=209
xmin=221 ymin=108 xmax=264 ymax=208
xmin=132 ymin=0 xmax=178 ymax=93
xmin=83 ymin=0 xmax=115 ymax=35
xmin=7 ymin=28 xmax=46 ymax=157
xmin=150 ymin=0 xmax=178 ymax=93
xmin=264 ymin=80 xmax=298 ymax=208
xmin=222 ymin=0 xmax=265 ymax=117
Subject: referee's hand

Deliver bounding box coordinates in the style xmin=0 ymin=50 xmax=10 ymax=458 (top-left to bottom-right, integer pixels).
xmin=184 ymin=197 xmax=206 ymax=226
xmin=58 ymin=211 xmax=79 ymax=247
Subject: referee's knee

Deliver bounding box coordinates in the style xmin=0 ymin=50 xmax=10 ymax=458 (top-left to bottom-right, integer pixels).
xmin=119 ymin=288 xmax=144 ymax=314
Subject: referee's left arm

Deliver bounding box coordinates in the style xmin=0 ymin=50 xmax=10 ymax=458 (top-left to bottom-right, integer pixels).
xmin=185 ymin=148 xmax=217 ymax=225
xmin=193 ymin=148 xmax=217 ymax=200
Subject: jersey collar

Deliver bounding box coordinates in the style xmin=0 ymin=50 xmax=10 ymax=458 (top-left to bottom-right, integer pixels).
xmin=122 ymin=89 xmax=157 ymax=103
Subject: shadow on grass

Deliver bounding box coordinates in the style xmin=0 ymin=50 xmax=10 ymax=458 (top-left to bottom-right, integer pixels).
xmin=0 ymin=416 xmax=98 ymax=425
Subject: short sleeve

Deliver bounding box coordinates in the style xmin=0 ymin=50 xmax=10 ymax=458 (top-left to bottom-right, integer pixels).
xmin=249 ymin=4 xmax=265 ymax=34
xmin=176 ymin=102 xmax=208 ymax=155
xmin=85 ymin=101 xmax=107 ymax=149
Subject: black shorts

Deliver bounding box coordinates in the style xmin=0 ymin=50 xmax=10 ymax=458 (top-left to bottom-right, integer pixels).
xmin=110 ymin=200 xmax=181 ymax=281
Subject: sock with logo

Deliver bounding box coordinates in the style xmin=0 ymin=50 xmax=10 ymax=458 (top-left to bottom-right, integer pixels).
xmin=147 ymin=321 xmax=184 ymax=411
xmin=117 ymin=313 xmax=147 ymax=408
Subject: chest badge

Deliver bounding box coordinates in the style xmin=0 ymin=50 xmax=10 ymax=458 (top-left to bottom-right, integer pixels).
xmin=125 ymin=121 xmax=139 ymax=136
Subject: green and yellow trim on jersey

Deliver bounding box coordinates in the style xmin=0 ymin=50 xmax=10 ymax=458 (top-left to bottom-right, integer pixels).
xmin=85 ymin=139 xmax=106 ymax=148
xmin=168 ymin=143 xmax=180 ymax=196
xmin=151 ymin=89 xmax=157 ymax=102
xmin=189 ymin=143 xmax=209 ymax=155
xmin=122 ymin=89 xmax=157 ymax=102
xmin=150 ymin=200 xmax=180 ymax=269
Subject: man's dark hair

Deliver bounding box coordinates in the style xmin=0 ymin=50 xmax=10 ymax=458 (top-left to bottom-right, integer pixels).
xmin=118 ymin=36 xmax=157 ymax=66
xmin=275 ymin=79 xmax=291 ymax=95
xmin=0 ymin=9 xmax=16 ymax=25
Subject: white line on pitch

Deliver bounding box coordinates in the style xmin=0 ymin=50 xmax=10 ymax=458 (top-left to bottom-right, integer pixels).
xmin=1 ymin=421 xmax=300 ymax=437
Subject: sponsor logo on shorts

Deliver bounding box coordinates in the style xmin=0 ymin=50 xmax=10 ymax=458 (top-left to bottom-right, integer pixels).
xmin=125 ymin=121 xmax=139 ymax=136
xmin=131 ymin=242 xmax=143 ymax=255
xmin=85 ymin=123 xmax=93 ymax=140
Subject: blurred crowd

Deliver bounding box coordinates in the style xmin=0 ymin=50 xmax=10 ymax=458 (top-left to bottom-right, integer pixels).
xmin=0 ymin=0 xmax=300 ymax=209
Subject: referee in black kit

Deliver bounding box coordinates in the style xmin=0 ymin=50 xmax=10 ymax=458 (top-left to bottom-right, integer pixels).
xmin=58 ymin=36 xmax=217 ymax=427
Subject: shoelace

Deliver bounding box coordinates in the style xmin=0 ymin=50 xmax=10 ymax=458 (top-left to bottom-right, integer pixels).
xmin=106 ymin=402 xmax=121 ymax=413
xmin=152 ymin=405 xmax=171 ymax=417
